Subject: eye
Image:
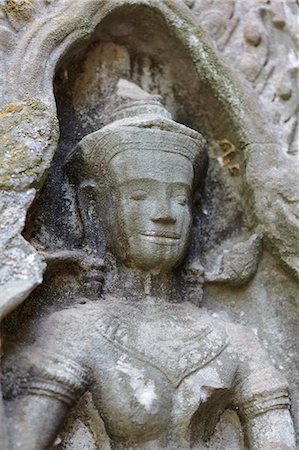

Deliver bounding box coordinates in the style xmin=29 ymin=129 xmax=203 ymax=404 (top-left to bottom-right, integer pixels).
xmin=175 ymin=195 xmax=188 ymax=206
xmin=129 ymin=190 xmax=147 ymax=201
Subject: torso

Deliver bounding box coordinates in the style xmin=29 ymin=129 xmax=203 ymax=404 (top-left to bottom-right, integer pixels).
xmin=62 ymin=297 xmax=238 ymax=448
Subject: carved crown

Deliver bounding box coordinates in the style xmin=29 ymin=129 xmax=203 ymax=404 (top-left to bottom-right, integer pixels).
xmin=67 ymin=79 xmax=208 ymax=186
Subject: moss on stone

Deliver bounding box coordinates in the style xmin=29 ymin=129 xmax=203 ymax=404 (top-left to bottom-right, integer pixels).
xmin=1 ymin=0 xmax=33 ymax=20
xmin=0 ymin=137 xmax=43 ymax=188
xmin=0 ymin=103 xmax=24 ymax=116
xmin=0 ymin=98 xmax=59 ymax=190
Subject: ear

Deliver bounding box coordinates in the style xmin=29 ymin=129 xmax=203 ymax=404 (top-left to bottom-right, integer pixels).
xmin=77 ymin=179 xmax=106 ymax=257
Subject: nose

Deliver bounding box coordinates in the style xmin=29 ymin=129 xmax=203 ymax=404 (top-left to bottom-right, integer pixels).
xmin=150 ymin=195 xmax=176 ymax=225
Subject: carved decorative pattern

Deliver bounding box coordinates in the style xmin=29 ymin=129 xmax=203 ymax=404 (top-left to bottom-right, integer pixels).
xmin=188 ymin=0 xmax=299 ymax=155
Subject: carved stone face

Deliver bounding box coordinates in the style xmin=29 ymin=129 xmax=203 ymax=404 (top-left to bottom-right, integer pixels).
xmin=109 ymin=149 xmax=193 ymax=272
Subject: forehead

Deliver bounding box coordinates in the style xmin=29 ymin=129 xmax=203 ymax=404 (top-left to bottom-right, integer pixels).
xmin=109 ymin=150 xmax=194 ymax=185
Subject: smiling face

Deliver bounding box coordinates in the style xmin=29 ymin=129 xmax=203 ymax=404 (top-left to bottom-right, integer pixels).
xmin=109 ymin=150 xmax=193 ymax=272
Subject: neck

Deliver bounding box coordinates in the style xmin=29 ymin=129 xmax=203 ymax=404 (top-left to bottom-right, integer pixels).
xmin=104 ymin=261 xmax=184 ymax=303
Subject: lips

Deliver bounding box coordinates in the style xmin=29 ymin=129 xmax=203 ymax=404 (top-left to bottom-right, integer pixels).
xmin=141 ymin=231 xmax=180 ymax=239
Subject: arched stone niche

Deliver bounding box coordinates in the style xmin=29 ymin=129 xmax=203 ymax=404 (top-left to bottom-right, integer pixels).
xmin=0 ymin=1 xmax=298 ymax=449
xmin=28 ymin=3 xmax=252 ymax=258
xmin=1 ymin=0 xmax=298 ymax=312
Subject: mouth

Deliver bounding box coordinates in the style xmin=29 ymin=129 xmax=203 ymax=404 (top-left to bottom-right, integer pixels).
xmin=141 ymin=231 xmax=180 ymax=239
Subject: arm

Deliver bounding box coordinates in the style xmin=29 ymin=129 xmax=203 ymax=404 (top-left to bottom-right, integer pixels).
xmin=237 ymin=367 xmax=295 ymax=449
xmin=7 ymin=394 xmax=70 ymax=450
xmin=231 ymin=327 xmax=296 ymax=449
xmin=5 ymin=348 xmax=89 ymax=450
xmin=3 ymin=310 xmax=89 ymax=450
xmin=245 ymin=409 xmax=296 ymax=450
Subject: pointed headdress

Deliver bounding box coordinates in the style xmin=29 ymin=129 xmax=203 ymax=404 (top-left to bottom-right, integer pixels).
xmin=68 ymin=79 xmax=208 ymax=186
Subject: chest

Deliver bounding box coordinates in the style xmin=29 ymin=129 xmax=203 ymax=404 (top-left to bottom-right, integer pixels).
xmin=84 ymin=305 xmax=235 ymax=443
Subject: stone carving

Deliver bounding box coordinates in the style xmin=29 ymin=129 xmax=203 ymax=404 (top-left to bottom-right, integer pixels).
xmin=0 ymin=0 xmax=297 ymax=307
xmin=0 ymin=1 xmax=298 ymax=449
xmin=187 ymin=0 xmax=299 ymax=279
xmin=2 ymin=81 xmax=296 ymax=449
xmin=189 ymin=0 xmax=299 ymax=155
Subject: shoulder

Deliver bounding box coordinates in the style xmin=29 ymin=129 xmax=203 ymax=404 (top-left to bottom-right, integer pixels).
xmin=225 ymin=321 xmax=285 ymax=381
xmin=37 ymin=301 xmax=106 ymax=336
xmin=28 ymin=301 xmax=105 ymax=364
xmin=225 ymin=323 xmax=273 ymax=372
xmin=207 ymin=317 xmax=287 ymax=382
xmin=220 ymin=322 xmax=289 ymax=415
xmin=6 ymin=303 xmax=104 ymax=392
xmin=2 ymin=303 xmax=95 ymax=400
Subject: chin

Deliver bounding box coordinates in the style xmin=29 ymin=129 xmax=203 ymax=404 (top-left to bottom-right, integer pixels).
xmin=129 ymin=246 xmax=186 ymax=272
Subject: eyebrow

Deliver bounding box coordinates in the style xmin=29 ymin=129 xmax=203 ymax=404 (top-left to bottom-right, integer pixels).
xmin=119 ymin=179 xmax=191 ymax=189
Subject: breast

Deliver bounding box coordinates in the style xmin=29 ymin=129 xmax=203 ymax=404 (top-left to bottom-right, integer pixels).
xmin=83 ymin=300 xmax=233 ymax=444
xmin=90 ymin=349 xmax=173 ymax=443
